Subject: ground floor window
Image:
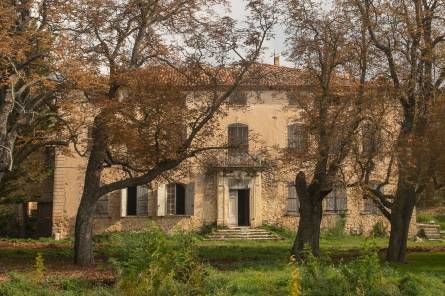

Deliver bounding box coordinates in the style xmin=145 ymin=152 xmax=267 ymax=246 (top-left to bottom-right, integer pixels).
xmin=324 ymin=185 xmax=347 ymax=213
xmin=363 ymin=181 xmax=383 ymax=214
xmin=121 ymin=185 xmax=149 ymax=217
xmin=95 ymin=195 xmax=109 ymax=216
xmin=162 ymin=183 xmax=194 ymax=216
xmin=167 ymin=183 xmax=186 ymax=215
xmin=287 ymin=182 xmax=300 ymax=215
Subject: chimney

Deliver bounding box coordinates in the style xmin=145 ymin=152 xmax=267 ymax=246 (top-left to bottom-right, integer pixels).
xmin=274 ymin=55 xmax=280 ymax=67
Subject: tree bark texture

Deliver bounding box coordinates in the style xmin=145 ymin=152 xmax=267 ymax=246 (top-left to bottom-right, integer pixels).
xmin=292 ymin=172 xmax=324 ymax=258
xmin=74 ymin=114 xmax=108 ymax=266
xmin=386 ymin=176 xmax=416 ymax=263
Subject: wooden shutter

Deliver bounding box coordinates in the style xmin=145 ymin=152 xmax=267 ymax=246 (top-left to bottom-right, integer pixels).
xmin=228 ymin=123 xmax=248 ymax=157
xmin=185 ymin=182 xmax=195 ymax=216
xmin=336 ymin=187 xmax=347 ymax=212
xmin=288 ymin=125 xmax=296 ymax=148
xmin=121 ymin=188 xmax=127 ymax=217
xmin=95 ymin=195 xmax=108 ymax=216
xmin=288 ymin=124 xmax=308 ymax=152
xmin=287 ymin=183 xmax=299 ymax=215
xmin=136 ymin=185 xmax=148 ymax=216
xmin=157 ymin=184 xmax=166 ymax=216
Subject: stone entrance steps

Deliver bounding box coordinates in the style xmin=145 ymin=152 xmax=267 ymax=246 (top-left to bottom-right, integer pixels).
xmin=417 ymin=223 xmax=442 ymax=240
xmin=206 ymin=227 xmax=282 ymax=241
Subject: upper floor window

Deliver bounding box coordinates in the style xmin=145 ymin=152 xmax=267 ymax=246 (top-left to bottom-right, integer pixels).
xmin=324 ymin=185 xmax=347 ymax=213
xmin=287 ymin=182 xmax=300 ymax=215
xmin=228 ymin=90 xmax=248 ymax=106
xmin=362 ymin=122 xmax=381 ymax=156
xmin=228 ymin=123 xmax=249 ymax=157
xmin=288 ymin=123 xmax=309 ymax=153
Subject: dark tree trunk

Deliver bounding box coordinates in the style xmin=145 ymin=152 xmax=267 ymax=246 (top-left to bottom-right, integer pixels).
xmin=74 ymin=114 xmax=108 ymax=267
xmin=292 ymin=172 xmax=324 ymax=258
xmin=74 ymin=197 xmax=97 ymax=266
xmin=386 ymin=177 xmax=416 ymax=263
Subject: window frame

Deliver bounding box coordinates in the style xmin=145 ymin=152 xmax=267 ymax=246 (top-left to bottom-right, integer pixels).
xmin=288 ymin=123 xmax=309 ymax=153
xmin=286 ymin=182 xmax=300 ymax=216
xmin=228 ymin=123 xmax=249 ymax=158
xmin=324 ymin=185 xmax=347 ymax=213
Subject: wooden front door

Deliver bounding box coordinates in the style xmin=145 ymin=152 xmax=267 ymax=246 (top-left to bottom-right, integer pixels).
xmin=228 ymin=189 xmax=238 ymax=226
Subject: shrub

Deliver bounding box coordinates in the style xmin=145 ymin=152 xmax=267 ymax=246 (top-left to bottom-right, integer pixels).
xmin=198 ymin=223 xmax=217 ymax=236
xmin=0 ymin=273 xmax=115 ymax=296
xmin=322 ymin=216 xmax=346 ymax=239
xmin=399 ymin=274 xmax=445 ymax=296
xmin=417 ymin=213 xmax=434 ymax=224
xmin=33 ymin=253 xmax=45 ymax=284
xmin=298 ymin=251 xmax=445 ymax=296
xmin=370 ymin=221 xmax=388 ymax=238
xmin=262 ymin=223 xmax=295 ymax=239
xmin=111 ymin=225 xmax=208 ymax=296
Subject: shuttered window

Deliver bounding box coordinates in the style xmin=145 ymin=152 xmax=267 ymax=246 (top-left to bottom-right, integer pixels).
xmin=362 ymin=122 xmax=381 ymax=155
xmin=228 ymin=90 xmax=248 ymax=106
xmin=325 ymin=185 xmax=347 ymax=213
xmin=95 ymin=195 xmax=109 ymax=216
xmin=228 ymin=123 xmax=249 ymax=157
xmin=123 ymin=185 xmax=149 ymax=216
xmin=86 ymin=126 xmax=93 ymax=155
xmin=288 ymin=123 xmax=309 ymax=152
xmin=136 ymin=185 xmax=149 ymax=216
xmin=166 ymin=183 xmax=194 ymax=216
xmin=287 ymin=182 xmax=300 ymax=215
xmin=363 ymin=182 xmax=382 ymax=213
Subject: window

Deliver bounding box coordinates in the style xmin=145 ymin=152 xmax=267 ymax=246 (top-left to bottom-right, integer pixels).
xmin=288 ymin=123 xmax=309 ymax=152
xmin=324 ymin=185 xmax=347 ymax=213
xmin=287 ymin=90 xmax=311 ymax=106
xmin=27 ymin=202 xmax=38 ymax=218
xmin=165 ymin=183 xmax=194 ymax=216
xmin=287 ymin=182 xmax=300 ymax=215
xmin=329 ymin=135 xmax=342 ymax=155
xmin=228 ymin=123 xmax=249 ymax=158
xmin=95 ymin=195 xmax=109 ymax=216
xmin=362 ymin=122 xmax=381 ymax=155
xmin=167 ymin=183 xmax=186 ymax=215
xmin=86 ymin=126 xmax=93 ymax=154
xmin=122 ymin=185 xmax=149 ymax=216
xmin=228 ymin=90 xmax=248 ymax=106
xmin=363 ymin=181 xmax=382 ymax=213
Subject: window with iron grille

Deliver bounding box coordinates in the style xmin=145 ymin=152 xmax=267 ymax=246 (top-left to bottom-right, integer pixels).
xmin=324 ymin=185 xmax=347 ymax=213
xmin=228 ymin=123 xmax=249 ymax=158
xmin=288 ymin=123 xmax=309 ymax=152
xmin=287 ymin=182 xmax=300 ymax=215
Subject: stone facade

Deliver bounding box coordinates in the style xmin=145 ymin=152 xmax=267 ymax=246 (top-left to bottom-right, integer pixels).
xmin=49 ymin=82 xmax=417 ymax=239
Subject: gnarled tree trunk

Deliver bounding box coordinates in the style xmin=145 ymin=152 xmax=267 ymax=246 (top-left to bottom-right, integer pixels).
xmin=74 ymin=115 xmax=108 ymax=267
xmin=386 ymin=177 xmax=416 ymax=263
xmin=292 ymin=172 xmax=324 ymax=258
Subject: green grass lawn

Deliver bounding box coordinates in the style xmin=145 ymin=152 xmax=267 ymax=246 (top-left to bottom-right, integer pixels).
xmin=196 ymin=236 xmax=445 ymax=295
xmin=1 ymin=234 xmax=444 ymax=295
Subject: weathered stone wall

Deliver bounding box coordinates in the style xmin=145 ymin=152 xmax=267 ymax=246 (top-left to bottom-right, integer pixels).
xmin=52 ymin=90 xmax=417 ymax=239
